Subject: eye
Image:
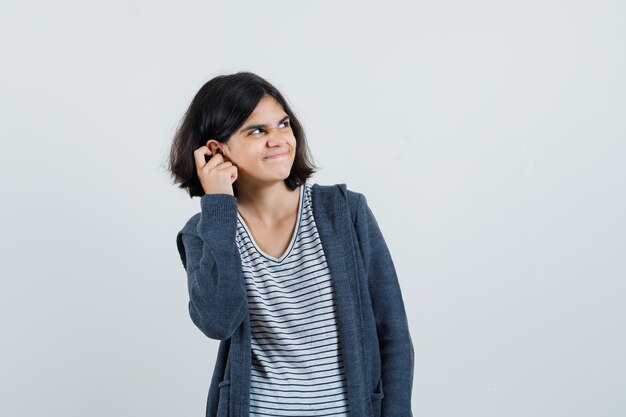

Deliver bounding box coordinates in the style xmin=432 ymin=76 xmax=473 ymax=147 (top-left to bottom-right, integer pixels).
xmin=249 ymin=128 xmax=264 ymax=136
xmin=279 ymin=120 xmax=290 ymax=129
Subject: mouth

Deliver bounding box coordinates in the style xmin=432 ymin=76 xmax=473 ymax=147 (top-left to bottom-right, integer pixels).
xmin=264 ymin=152 xmax=288 ymax=160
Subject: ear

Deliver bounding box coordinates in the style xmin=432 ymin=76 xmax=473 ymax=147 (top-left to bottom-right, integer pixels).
xmin=205 ymin=139 xmax=221 ymax=155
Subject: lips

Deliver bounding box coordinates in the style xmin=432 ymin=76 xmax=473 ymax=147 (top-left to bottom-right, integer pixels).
xmin=264 ymin=152 xmax=288 ymax=160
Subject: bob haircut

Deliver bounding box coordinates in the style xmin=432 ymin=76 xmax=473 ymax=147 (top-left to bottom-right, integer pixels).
xmin=168 ymin=71 xmax=317 ymax=198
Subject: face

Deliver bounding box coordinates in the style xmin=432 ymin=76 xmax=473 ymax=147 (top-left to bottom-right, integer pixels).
xmin=217 ymin=95 xmax=297 ymax=186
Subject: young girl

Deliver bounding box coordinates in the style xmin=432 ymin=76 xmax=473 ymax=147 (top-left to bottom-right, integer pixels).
xmin=169 ymin=72 xmax=414 ymax=417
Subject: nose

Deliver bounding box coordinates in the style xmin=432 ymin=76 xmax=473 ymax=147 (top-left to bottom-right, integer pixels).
xmin=266 ymin=127 xmax=288 ymax=145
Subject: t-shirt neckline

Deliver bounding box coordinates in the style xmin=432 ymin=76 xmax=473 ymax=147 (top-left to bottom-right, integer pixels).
xmin=236 ymin=184 xmax=306 ymax=263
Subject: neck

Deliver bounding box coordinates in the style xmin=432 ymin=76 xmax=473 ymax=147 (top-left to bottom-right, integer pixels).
xmin=236 ymin=180 xmax=301 ymax=226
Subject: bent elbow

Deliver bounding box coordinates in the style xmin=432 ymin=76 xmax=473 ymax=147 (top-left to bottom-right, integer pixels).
xmin=188 ymin=300 xmax=245 ymax=341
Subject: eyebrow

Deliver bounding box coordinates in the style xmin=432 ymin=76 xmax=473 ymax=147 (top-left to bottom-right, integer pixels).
xmin=239 ymin=115 xmax=290 ymax=133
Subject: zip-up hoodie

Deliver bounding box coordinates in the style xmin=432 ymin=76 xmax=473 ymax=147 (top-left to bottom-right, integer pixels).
xmin=176 ymin=183 xmax=414 ymax=417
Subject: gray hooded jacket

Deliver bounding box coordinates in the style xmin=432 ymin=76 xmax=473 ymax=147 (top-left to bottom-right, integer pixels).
xmin=176 ymin=183 xmax=414 ymax=417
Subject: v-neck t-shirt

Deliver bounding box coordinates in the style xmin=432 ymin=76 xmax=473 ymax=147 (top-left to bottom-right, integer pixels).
xmin=234 ymin=182 xmax=350 ymax=417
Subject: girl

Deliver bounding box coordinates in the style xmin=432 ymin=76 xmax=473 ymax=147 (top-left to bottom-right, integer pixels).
xmin=169 ymin=72 xmax=414 ymax=417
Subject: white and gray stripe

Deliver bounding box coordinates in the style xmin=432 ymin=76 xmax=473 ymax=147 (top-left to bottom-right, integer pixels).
xmin=235 ymin=182 xmax=350 ymax=417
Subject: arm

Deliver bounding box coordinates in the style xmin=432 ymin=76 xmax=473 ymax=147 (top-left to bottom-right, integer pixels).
xmin=353 ymin=193 xmax=415 ymax=416
xmin=176 ymin=193 xmax=247 ymax=340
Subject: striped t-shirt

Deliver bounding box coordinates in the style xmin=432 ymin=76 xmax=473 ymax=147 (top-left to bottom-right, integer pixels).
xmin=235 ymin=182 xmax=350 ymax=417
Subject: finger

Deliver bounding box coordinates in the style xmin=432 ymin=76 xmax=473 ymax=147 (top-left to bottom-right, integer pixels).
xmin=193 ymin=146 xmax=210 ymax=169
xmin=203 ymin=152 xmax=226 ymax=171
xmin=227 ymin=166 xmax=238 ymax=183
xmin=216 ymin=161 xmax=233 ymax=169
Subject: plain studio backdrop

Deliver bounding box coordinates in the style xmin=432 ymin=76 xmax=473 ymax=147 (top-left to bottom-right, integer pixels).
xmin=1 ymin=0 xmax=624 ymax=416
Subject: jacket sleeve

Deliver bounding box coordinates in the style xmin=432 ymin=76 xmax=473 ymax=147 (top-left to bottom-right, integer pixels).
xmin=353 ymin=193 xmax=415 ymax=416
xmin=176 ymin=193 xmax=248 ymax=341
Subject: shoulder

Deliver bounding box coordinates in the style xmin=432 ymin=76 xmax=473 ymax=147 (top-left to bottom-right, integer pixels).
xmin=178 ymin=212 xmax=202 ymax=237
xmin=175 ymin=212 xmax=201 ymax=270
xmin=310 ymin=181 xmax=364 ymax=198
xmin=177 ymin=192 xmax=237 ymax=237
xmin=310 ymin=182 xmax=366 ymax=221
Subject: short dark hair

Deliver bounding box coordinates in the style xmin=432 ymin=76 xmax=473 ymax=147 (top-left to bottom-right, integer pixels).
xmin=167 ymin=71 xmax=317 ymax=198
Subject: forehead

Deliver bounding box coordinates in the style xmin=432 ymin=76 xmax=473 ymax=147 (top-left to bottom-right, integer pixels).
xmin=247 ymin=95 xmax=286 ymax=119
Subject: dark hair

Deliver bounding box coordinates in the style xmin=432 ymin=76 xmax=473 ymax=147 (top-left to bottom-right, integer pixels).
xmin=167 ymin=71 xmax=317 ymax=198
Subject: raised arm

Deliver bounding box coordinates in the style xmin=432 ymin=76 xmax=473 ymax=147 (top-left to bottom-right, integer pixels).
xmin=176 ymin=193 xmax=248 ymax=340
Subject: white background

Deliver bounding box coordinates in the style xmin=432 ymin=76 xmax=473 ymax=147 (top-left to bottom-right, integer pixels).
xmin=1 ymin=1 xmax=624 ymax=416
